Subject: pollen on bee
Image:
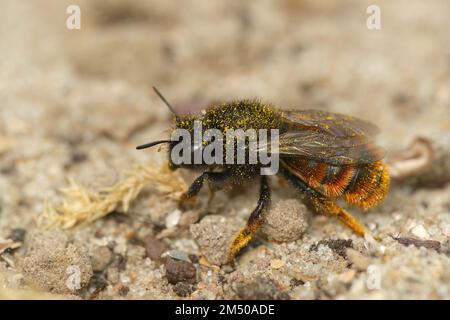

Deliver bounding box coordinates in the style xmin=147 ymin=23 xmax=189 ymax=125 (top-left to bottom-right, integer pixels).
xmin=343 ymin=161 xmax=390 ymax=209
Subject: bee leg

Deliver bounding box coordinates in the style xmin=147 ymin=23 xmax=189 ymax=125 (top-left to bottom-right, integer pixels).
xmin=281 ymin=167 xmax=370 ymax=238
xmin=179 ymin=171 xmax=231 ymax=208
xmin=229 ymin=176 xmax=271 ymax=264
xmin=314 ymin=197 xmax=382 ymax=241
xmin=310 ymin=196 xmax=368 ymax=237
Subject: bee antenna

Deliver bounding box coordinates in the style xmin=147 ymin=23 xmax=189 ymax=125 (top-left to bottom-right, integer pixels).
xmin=152 ymin=86 xmax=179 ymax=119
xmin=136 ymin=139 xmax=171 ymax=150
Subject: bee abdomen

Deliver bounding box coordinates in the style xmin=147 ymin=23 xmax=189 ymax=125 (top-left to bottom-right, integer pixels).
xmin=317 ymin=164 xmax=356 ymax=197
xmin=343 ymin=161 xmax=390 ymax=209
xmin=318 ymin=161 xmax=390 ymax=208
xmin=282 ymin=159 xmax=355 ymax=197
xmin=281 ymin=158 xmax=390 ymax=209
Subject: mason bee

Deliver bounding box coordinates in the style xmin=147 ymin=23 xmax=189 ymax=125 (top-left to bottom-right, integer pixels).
xmin=137 ymin=87 xmax=390 ymax=263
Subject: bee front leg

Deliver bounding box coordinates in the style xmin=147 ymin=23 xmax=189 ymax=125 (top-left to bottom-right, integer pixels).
xmin=228 ymin=176 xmax=271 ymax=264
xmin=179 ymin=171 xmax=231 ymax=208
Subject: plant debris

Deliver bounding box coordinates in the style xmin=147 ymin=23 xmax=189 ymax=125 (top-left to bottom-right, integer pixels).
xmin=391 ymin=235 xmax=441 ymax=252
xmin=389 ymin=135 xmax=450 ymax=187
xmin=389 ymin=137 xmax=433 ymax=180
xmin=38 ymin=165 xmax=187 ymax=229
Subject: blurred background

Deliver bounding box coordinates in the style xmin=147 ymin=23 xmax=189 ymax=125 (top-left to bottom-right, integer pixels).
xmin=2 ymin=0 xmax=449 ymax=208
xmin=0 ymin=0 xmax=449 ymax=299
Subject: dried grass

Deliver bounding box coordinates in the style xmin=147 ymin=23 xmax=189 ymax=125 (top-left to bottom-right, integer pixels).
xmin=38 ymin=164 xmax=187 ymax=229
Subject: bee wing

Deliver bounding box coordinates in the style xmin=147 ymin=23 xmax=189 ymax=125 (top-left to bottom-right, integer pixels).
xmin=281 ymin=110 xmax=380 ymax=138
xmin=258 ymin=131 xmax=386 ymax=165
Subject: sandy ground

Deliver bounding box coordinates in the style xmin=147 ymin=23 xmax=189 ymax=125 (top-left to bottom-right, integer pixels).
xmin=0 ymin=0 xmax=449 ymax=299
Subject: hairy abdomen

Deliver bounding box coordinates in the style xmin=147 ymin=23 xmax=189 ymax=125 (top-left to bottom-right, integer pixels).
xmin=281 ymin=158 xmax=390 ymax=209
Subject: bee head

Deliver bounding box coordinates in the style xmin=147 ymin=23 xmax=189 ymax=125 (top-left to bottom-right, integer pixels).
xmin=174 ymin=114 xmax=196 ymax=130
xmin=168 ymin=113 xmax=206 ymax=170
xmin=136 ymin=87 xmax=201 ymax=170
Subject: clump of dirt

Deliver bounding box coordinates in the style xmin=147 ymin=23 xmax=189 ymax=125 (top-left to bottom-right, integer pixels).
xmin=22 ymin=231 xmax=93 ymax=294
xmin=260 ymin=199 xmax=310 ymax=242
xmin=190 ymin=215 xmax=242 ymax=266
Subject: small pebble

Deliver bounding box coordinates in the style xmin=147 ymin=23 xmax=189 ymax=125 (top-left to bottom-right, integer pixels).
xmin=346 ymin=249 xmax=371 ymax=271
xmin=368 ymin=223 xmax=377 ymax=231
xmin=410 ymin=225 xmax=430 ymax=240
xmin=337 ymin=269 xmax=356 ymax=283
xmin=165 ymin=209 xmax=181 ymax=228
xmin=118 ymin=286 xmax=129 ymax=297
xmin=90 ymin=246 xmax=113 ymax=272
xmin=270 ymin=259 xmax=285 ymax=269
xmin=167 ymin=250 xmax=191 ymax=262
xmin=164 ymin=256 xmax=197 ymax=285
xmin=143 ymin=236 xmax=167 ymax=262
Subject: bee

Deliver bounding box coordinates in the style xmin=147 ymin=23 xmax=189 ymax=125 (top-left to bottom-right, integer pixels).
xmin=137 ymin=87 xmax=390 ymax=263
